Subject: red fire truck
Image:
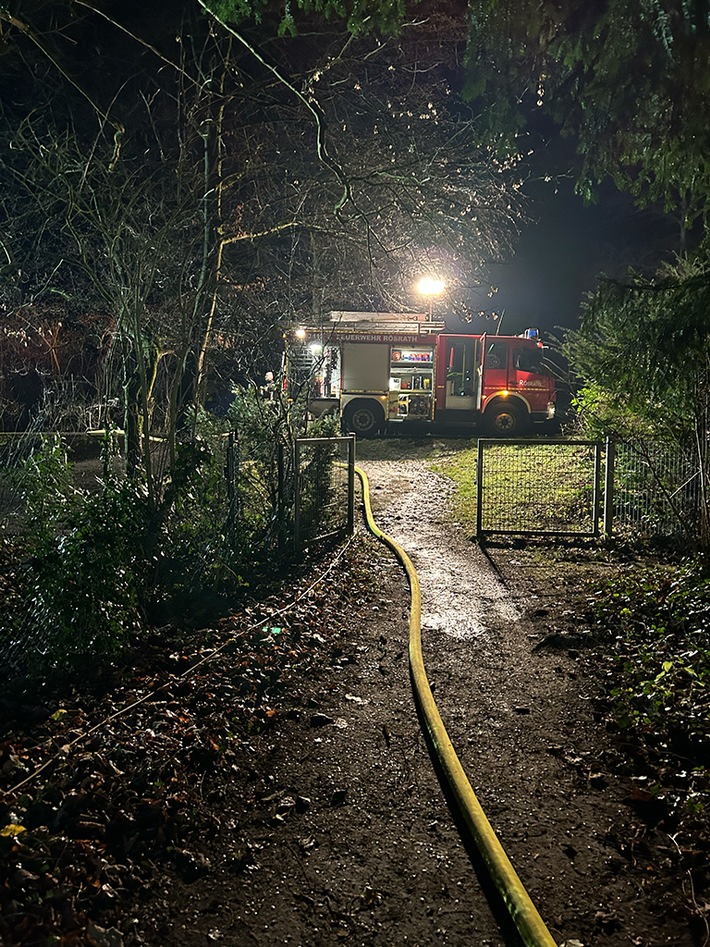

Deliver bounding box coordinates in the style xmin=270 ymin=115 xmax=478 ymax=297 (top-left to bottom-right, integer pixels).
xmin=287 ymin=311 xmax=557 ymax=436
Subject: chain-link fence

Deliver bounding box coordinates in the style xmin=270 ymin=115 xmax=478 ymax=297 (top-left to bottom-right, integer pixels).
xmin=0 ymin=435 xmax=32 ymax=523
xmin=0 ymin=429 xmax=355 ymax=692
xmin=1 ymin=430 xmax=356 ymax=549
xmin=0 ymin=432 xmax=125 ymax=529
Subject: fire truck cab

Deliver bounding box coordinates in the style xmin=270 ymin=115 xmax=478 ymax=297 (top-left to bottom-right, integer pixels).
xmin=287 ymin=312 xmax=556 ymax=436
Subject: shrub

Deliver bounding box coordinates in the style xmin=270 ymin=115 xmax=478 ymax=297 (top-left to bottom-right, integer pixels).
xmin=6 ymin=436 xmax=145 ymax=687
xmin=591 ymin=557 xmax=710 ymax=760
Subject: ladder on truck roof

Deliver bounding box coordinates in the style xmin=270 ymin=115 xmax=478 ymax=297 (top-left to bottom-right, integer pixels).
xmin=327 ymin=311 xmax=445 ymax=334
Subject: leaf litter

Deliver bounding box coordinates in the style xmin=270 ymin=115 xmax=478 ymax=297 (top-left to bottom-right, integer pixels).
xmin=0 ymin=539 xmax=369 ymax=945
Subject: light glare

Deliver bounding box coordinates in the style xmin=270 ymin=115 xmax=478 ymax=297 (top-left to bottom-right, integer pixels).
xmin=417 ymin=276 xmax=446 ymax=297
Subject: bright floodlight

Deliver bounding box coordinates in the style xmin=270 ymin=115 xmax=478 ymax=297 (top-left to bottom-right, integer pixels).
xmin=294 ymin=326 xmax=307 ymax=340
xmin=417 ymin=276 xmax=446 ymax=296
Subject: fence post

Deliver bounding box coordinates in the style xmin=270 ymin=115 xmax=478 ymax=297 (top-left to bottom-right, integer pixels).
xmin=592 ymin=441 xmax=602 ymax=537
xmin=603 ymin=437 xmax=615 ymax=537
xmin=476 ymin=438 xmax=484 ymax=540
xmin=293 ymin=439 xmax=301 ymax=550
xmin=347 ymin=435 xmax=356 ymax=535
xmin=226 ymin=431 xmax=238 ymax=529
xmin=226 ymin=432 xmax=234 ymax=504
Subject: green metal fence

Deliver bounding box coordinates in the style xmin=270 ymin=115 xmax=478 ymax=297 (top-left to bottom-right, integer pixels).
xmin=0 ymin=431 xmax=356 ymax=551
xmin=609 ymin=439 xmax=703 ymax=541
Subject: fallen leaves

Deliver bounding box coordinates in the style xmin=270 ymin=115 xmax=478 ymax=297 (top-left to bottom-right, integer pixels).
xmin=0 ymin=543 xmax=368 ymax=945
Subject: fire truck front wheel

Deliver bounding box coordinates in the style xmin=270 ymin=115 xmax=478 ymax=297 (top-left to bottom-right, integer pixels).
xmin=343 ymin=400 xmax=384 ymax=437
xmin=484 ymin=400 xmax=528 ymax=437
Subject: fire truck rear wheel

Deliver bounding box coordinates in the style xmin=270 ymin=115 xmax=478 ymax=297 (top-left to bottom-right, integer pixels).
xmin=485 ymin=401 xmax=527 ymax=436
xmin=343 ymin=401 xmax=384 ymax=437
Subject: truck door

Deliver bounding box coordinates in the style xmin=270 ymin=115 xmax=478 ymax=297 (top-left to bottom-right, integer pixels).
xmin=481 ymin=335 xmax=509 ymax=391
xmin=443 ymin=337 xmax=481 ymax=411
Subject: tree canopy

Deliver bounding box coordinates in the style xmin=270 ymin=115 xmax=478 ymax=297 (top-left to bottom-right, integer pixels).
xmin=1 ymin=0 xmax=524 ymax=453
xmin=202 ymin=0 xmax=409 ymax=36
xmin=567 ymin=255 xmax=710 ymax=432
xmin=464 ymin=0 xmax=710 ymax=239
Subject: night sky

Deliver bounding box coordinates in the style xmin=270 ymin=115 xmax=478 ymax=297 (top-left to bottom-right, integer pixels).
xmin=484 ymin=175 xmax=681 ymax=339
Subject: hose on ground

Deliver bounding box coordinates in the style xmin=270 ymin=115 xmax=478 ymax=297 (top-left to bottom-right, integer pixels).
xmin=355 ymin=465 xmax=558 ymax=947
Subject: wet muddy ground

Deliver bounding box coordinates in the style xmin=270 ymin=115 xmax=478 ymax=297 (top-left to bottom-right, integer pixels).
xmin=132 ymin=442 xmax=695 ymax=946
xmin=1 ymin=438 xmax=699 ymax=946
xmin=356 ymin=447 xmax=694 ymax=947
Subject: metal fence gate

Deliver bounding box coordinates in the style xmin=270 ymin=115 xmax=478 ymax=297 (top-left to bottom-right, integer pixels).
xmin=476 ymin=437 xmax=704 ymax=542
xmin=476 ymin=439 xmax=603 ymax=537
xmin=294 ymin=435 xmax=355 ymax=548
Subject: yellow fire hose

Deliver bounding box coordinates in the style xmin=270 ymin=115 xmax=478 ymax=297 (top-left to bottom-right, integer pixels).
xmin=355 ymin=465 xmax=558 ymax=947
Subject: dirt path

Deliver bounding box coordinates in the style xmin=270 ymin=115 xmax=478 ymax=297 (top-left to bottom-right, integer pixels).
xmin=136 ymin=450 xmax=691 ymax=946
xmin=135 ymin=510 xmax=515 ymax=944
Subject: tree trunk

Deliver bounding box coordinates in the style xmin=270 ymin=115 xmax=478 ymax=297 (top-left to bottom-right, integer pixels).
xmin=123 ymin=345 xmax=142 ymax=478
